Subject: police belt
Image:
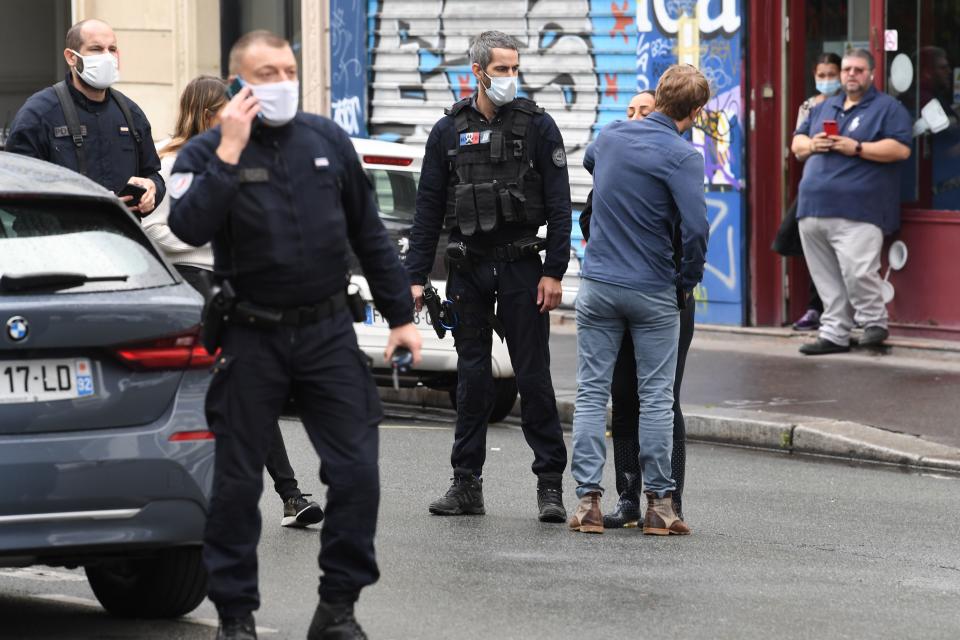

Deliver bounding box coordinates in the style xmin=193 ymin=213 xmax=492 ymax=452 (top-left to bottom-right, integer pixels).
xmin=454 ymin=237 xmax=545 ymax=264
xmin=228 ymin=291 xmax=348 ymax=328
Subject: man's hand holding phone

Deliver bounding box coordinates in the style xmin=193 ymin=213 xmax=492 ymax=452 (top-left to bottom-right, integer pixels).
xmin=118 ymin=177 xmax=156 ymax=216
xmin=809 ymin=132 xmax=834 ymax=154
xmin=216 ymin=84 xmax=260 ymax=166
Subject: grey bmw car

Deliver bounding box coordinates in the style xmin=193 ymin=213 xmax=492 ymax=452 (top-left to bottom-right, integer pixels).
xmin=0 ymin=152 xmax=213 ymax=618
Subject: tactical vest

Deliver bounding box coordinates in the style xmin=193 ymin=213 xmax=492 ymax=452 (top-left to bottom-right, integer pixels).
xmin=443 ymin=97 xmax=546 ymax=235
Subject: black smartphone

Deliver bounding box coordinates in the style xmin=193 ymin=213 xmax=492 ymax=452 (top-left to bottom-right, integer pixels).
xmin=226 ymin=77 xmax=244 ymax=99
xmin=117 ymin=182 xmax=146 ymax=206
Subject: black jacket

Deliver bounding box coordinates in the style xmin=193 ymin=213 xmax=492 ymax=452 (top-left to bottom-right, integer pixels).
xmin=168 ymin=113 xmax=413 ymax=327
xmin=6 ymin=76 xmax=164 ymax=202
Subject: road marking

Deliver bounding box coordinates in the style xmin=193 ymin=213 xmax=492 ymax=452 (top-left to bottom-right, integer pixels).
xmin=0 ymin=568 xmax=86 ymax=582
xmin=380 ymin=424 xmax=451 ymax=431
xmin=34 ymin=594 xmax=101 ymax=607
xmin=32 ymin=595 xmax=278 ymax=633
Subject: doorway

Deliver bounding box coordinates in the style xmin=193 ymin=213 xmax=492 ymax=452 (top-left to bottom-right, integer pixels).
xmin=0 ymin=1 xmax=71 ymax=148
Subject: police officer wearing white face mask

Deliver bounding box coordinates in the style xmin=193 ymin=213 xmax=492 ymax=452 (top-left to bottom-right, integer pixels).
xmin=6 ymin=19 xmax=164 ymax=217
xmin=168 ymin=31 xmax=422 ymax=640
xmin=406 ymin=31 xmax=572 ymax=523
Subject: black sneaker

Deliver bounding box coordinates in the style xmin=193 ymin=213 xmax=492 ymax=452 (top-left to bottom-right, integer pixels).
xmin=602 ymin=494 xmax=641 ymax=528
xmin=307 ymin=601 xmax=368 ymax=640
xmin=281 ymin=493 xmax=323 ymax=528
xmin=799 ymin=338 xmax=850 ymax=355
xmin=860 ymin=325 xmax=889 ymax=347
xmin=428 ymin=473 xmax=485 ymax=515
xmin=536 ymin=473 xmax=566 ymax=523
xmin=217 ymin=614 xmax=257 ymax=640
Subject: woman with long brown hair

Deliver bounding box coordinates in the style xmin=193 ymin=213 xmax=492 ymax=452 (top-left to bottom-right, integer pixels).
xmin=144 ymin=75 xmax=228 ymax=294
xmin=144 ymin=75 xmax=324 ymax=530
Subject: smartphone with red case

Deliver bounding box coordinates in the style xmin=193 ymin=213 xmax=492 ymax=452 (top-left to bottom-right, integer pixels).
xmin=823 ymin=120 xmax=839 ymax=136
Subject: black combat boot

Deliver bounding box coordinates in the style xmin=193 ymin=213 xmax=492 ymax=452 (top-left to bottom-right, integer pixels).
xmin=216 ymin=613 xmax=257 ymax=640
xmin=536 ymin=472 xmax=566 ymax=522
xmin=603 ymin=437 xmax=642 ymax=528
xmin=307 ymin=601 xmax=367 ymax=640
xmin=428 ymin=469 xmax=485 ymax=515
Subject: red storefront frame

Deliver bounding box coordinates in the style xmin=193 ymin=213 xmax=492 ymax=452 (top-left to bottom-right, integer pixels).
xmin=751 ymin=0 xmax=960 ymax=340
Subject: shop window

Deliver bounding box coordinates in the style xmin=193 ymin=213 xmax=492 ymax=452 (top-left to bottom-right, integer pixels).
xmin=886 ymin=0 xmax=960 ymax=211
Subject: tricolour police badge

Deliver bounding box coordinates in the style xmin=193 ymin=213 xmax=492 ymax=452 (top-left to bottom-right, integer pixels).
xmin=459 ymin=131 xmax=492 ymax=146
xmin=552 ymin=146 xmax=567 ymax=168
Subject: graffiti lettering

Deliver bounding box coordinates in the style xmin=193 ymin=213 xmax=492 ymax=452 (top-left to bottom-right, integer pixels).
xmin=332 ymin=96 xmax=363 ymax=136
xmin=636 ymin=0 xmax=741 ymax=36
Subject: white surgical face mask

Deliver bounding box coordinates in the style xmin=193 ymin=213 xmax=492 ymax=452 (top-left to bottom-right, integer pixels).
xmin=481 ymin=70 xmax=518 ymax=107
xmin=69 ymin=49 xmax=119 ymax=90
xmin=242 ymin=78 xmax=299 ymax=126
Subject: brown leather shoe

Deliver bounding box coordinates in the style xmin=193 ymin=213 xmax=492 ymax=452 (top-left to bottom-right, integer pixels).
xmin=568 ymin=491 xmax=604 ymax=534
xmin=642 ymin=492 xmax=690 ymax=536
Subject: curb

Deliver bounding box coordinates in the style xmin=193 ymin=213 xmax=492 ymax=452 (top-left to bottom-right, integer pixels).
xmin=550 ymin=311 xmax=960 ymax=362
xmin=379 ymin=388 xmax=960 ymax=474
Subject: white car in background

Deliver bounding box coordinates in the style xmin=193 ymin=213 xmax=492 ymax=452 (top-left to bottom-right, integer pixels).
xmin=350 ymin=138 xmax=518 ymax=423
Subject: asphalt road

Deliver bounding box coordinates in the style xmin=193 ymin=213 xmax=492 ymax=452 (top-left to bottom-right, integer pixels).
xmin=548 ymin=329 xmax=960 ymax=448
xmin=1 ymin=415 xmax=959 ymax=639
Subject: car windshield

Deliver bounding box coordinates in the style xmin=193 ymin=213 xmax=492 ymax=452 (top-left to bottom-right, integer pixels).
xmin=0 ymin=199 xmax=175 ymax=293
xmin=367 ymin=168 xmax=419 ymax=223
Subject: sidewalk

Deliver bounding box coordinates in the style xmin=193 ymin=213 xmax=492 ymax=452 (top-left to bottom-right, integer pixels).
xmin=382 ymin=319 xmax=960 ymax=473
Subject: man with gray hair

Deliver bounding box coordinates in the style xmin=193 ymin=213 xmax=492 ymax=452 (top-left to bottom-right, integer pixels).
xmin=792 ymin=49 xmax=912 ymax=354
xmin=404 ymin=30 xmax=572 ymax=522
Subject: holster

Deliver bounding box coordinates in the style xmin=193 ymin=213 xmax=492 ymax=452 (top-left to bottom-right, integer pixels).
xmin=422 ymin=285 xmax=447 ymax=340
xmin=201 ymin=280 xmax=237 ymax=353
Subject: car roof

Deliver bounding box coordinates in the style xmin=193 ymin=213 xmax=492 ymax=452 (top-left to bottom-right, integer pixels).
xmin=0 ymin=151 xmax=115 ymax=200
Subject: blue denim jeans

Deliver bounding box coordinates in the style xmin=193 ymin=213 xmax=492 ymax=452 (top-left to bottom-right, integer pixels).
xmin=571 ymin=277 xmax=679 ymax=498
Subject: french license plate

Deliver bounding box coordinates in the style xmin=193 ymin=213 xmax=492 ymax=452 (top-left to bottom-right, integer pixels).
xmin=364 ymin=304 xmax=432 ymax=329
xmin=0 ymin=358 xmax=95 ymax=404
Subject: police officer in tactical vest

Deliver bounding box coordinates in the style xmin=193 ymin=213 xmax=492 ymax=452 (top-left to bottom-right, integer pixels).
xmin=406 ymin=31 xmax=571 ymax=522
xmin=168 ymin=31 xmax=421 ymax=640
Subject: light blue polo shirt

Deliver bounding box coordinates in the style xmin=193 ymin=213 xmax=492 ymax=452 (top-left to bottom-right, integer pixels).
xmin=796 ymin=86 xmax=912 ymax=234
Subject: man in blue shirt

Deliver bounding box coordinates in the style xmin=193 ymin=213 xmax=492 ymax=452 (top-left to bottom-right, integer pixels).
xmin=792 ymin=49 xmax=911 ymax=354
xmin=569 ymin=64 xmax=709 ymax=536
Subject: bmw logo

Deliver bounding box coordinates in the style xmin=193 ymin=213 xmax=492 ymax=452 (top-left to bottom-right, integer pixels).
xmin=6 ymin=316 xmax=28 ymax=342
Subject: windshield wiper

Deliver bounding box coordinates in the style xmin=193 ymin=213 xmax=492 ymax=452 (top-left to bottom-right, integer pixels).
xmin=0 ymin=272 xmax=129 ymax=292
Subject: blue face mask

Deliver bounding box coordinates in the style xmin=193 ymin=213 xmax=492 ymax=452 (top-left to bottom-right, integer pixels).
xmin=816 ymin=79 xmax=841 ymax=96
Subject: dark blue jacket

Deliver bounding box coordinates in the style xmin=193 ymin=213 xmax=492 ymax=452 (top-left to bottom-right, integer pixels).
xmin=582 ymin=112 xmax=709 ymax=292
xmin=404 ymin=96 xmax=572 ymax=285
xmin=795 ymin=86 xmax=912 ymax=234
xmin=168 ymin=113 xmax=413 ymax=327
xmin=6 ymin=76 xmax=164 ymax=201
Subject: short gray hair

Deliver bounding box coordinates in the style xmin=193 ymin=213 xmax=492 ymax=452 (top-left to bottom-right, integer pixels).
xmin=843 ymin=48 xmax=875 ymax=71
xmin=469 ymin=31 xmax=523 ymax=70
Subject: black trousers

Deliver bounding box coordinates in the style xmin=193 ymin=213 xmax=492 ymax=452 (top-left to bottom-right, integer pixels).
xmin=447 ymin=255 xmax=567 ymax=477
xmin=202 ymin=312 xmax=381 ymax=617
xmin=177 ymin=265 xmax=300 ymax=502
xmin=610 ymin=300 xmax=695 ymax=499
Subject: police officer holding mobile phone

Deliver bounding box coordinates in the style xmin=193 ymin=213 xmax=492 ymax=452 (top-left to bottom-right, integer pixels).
xmin=6 ymin=19 xmax=164 ymax=216
xmin=405 ymin=31 xmax=571 ymax=523
xmin=168 ymin=30 xmax=421 ymax=640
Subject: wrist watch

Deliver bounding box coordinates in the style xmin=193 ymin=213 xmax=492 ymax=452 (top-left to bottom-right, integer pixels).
xmin=855 ymin=141 xmax=863 ymax=155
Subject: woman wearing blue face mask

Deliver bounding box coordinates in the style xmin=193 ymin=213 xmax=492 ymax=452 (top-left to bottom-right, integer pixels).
xmin=774 ymin=52 xmax=843 ymax=332
xmin=796 ymin=53 xmax=843 ymax=136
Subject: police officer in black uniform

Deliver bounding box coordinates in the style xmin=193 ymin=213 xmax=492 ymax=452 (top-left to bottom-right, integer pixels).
xmin=168 ymin=31 xmax=420 ymax=640
xmin=406 ymin=31 xmax=571 ymax=523
xmin=6 ymin=19 xmax=164 ymax=216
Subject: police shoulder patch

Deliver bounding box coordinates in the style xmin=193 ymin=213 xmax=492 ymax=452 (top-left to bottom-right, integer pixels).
xmin=551 ymin=146 xmax=567 ymax=168
xmin=168 ymin=172 xmax=194 ymax=199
